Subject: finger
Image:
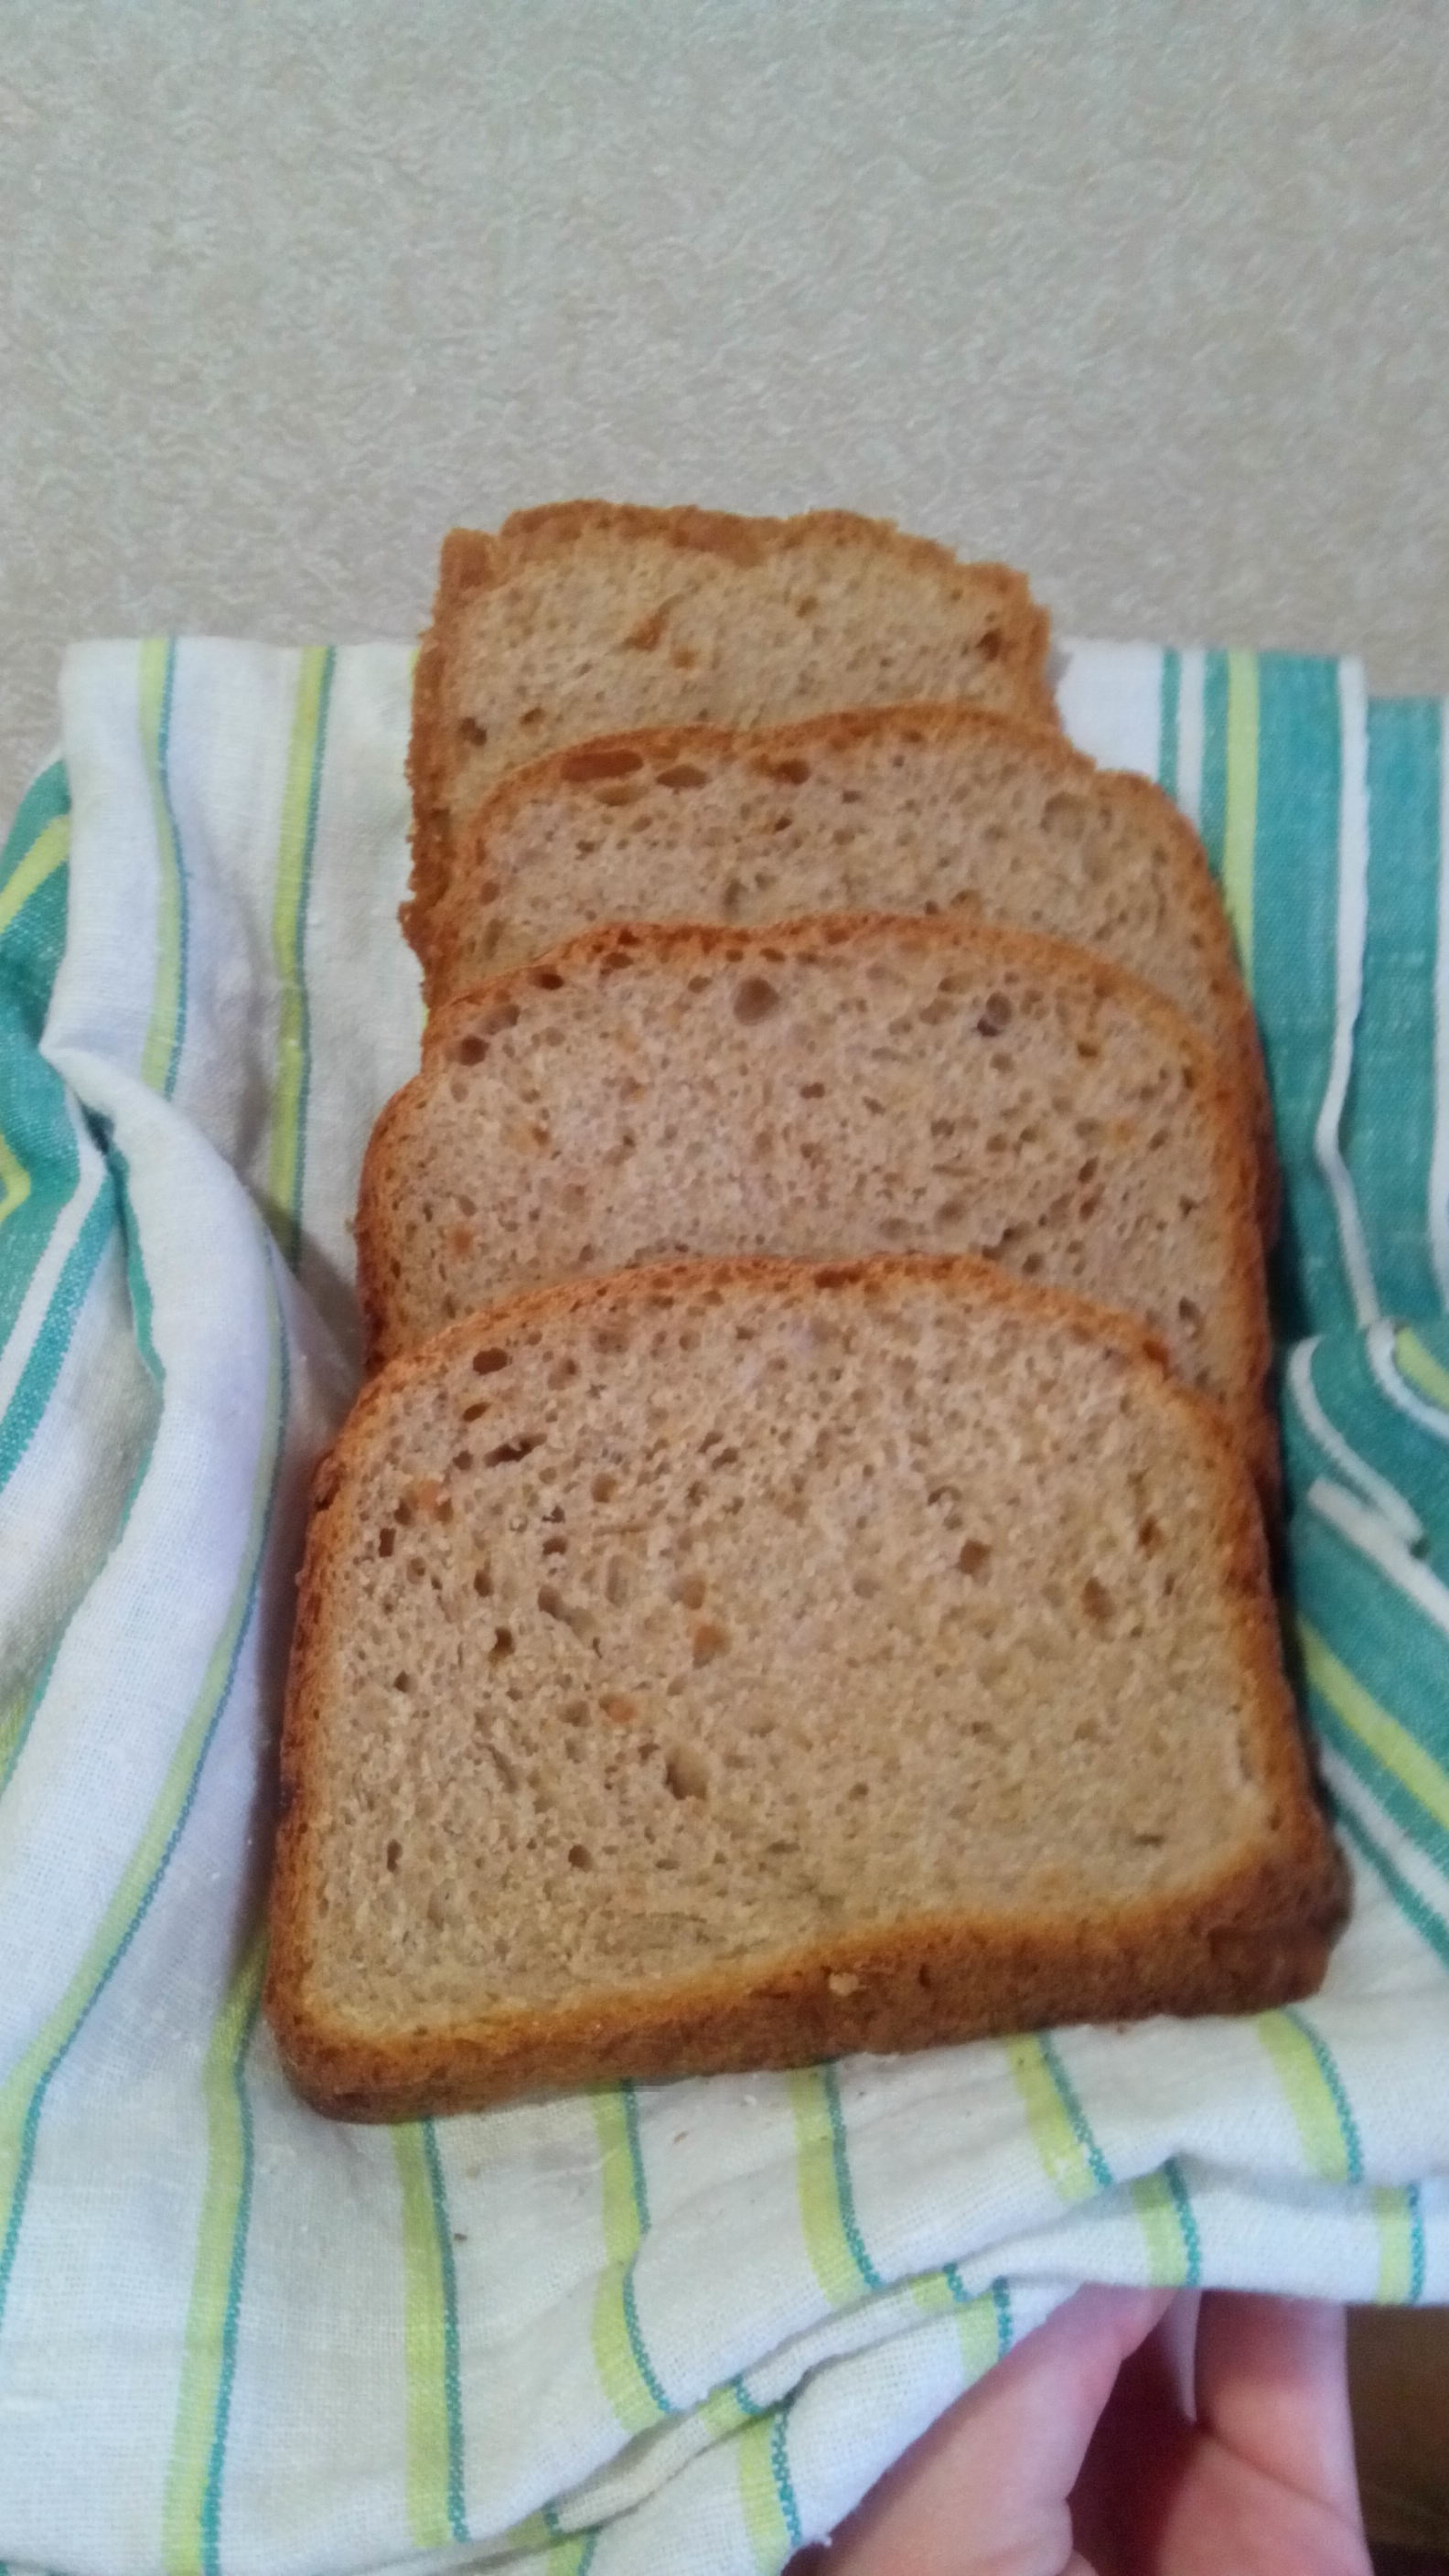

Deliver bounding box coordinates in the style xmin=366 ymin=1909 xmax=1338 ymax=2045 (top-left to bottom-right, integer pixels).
xmin=804 ymin=2283 xmax=1175 ymax=2576
xmin=1193 ymin=2292 xmax=1364 ymax=2529
xmin=1071 ymin=2300 xmax=1371 ymax=2576
xmin=1069 ymin=2305 xmax=1201 ymax=2572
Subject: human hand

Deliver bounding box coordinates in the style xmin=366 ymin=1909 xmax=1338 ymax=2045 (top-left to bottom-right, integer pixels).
xmin=789 ymin=2286 xmax=1371 ymax=2574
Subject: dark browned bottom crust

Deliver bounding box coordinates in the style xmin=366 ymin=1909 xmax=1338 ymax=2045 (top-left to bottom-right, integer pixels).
xmin=266 ymin=1842 xmax=1347 ymax=2122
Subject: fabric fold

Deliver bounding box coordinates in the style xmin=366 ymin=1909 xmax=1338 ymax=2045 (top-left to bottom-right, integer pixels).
xmin=0 ymin=635 xmax=1444 ymax=2576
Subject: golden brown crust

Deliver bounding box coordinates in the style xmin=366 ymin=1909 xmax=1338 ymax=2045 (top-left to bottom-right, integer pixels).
xmin=405 ymin=510 xmax=1057 ymax=938
xmin=357 ymin=908 xmax=1278 ymax=1500
xmin=265 ymin=1253 xmax=1345 ymax=2120
xmin=269 ymin=1877 xmax=1344 ymax=2123
xmin=415 ymin=697 xmax=1278 ymax=1242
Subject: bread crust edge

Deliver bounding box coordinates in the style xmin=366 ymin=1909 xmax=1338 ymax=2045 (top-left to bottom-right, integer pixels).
xmin=403 ymin=515 xmax=1057 ymax=947
xmin=416 ymin=698 xmax=1277 ymax=1240
xmin=266 ymin=1252 xmax=1345 ymax=2122
xmin=358 ymin=910 xmax=1278 ymax=1500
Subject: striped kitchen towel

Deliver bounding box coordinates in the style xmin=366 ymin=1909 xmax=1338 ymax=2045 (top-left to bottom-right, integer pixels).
xmin=0 ymin=633 xmax=1445 ymax=2576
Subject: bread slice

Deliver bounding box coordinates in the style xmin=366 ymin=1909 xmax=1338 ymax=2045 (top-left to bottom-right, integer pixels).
xmin=358 ymin=914 xmax=1275 ymax=1491
xmin=417 ymin=701 xmax=1274 ymax=1232
xmin=265 ymin=1255 xmax=1346 ymax=2120
xmin=406 ymin=506 xmax=1057 ymax=939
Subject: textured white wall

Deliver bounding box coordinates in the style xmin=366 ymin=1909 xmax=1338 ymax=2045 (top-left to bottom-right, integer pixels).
xmin=2 ymin=0 xmax=1446 ymax=809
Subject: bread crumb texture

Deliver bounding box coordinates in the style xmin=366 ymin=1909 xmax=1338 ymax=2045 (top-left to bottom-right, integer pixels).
xmin=360 ymin=915 xmax=1273 ymax=1493
xmin=406 ymin=506 xmax=1056 ymax=935
xmin=267 ymin=1258 xmax=1344 ymax=2117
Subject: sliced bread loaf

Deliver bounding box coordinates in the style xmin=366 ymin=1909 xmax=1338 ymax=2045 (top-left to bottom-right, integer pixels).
xmin=265 ymin=1255 xmax=1346 ymax=2120
xmin=358 ymin=915 xmax=1275 ymax=1491
xmin=416 ymin=702 xmax=1274 ymax=1226
xmin=406 ymin=506 xmax=1057 ymax=939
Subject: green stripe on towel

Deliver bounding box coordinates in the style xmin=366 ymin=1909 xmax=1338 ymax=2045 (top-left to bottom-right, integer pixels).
xmin=1130 ymin=2160 xmax=1202 ymax=2289
xmin=0 ymin=1183 xmax=118 ymax=1499
xmin=1219 ymin=649 xmax=1260 ymax=980
xmin=788 ymin=2063 xmax=885 ymax=2306
xmin=1351 ymin=703 xmax=1444 ymax=1317
xmin=0 ymin=813 xmax=69 ymax=950
xmin=162 ymin=1926 xmax=266 ymax=2576
xmin=1396 ymin=1326 xmax=1449 ymax=1416
xmin=737 ymin=2396 xmax=803 ymax=2571
xmin=1299 ymin=1617 xmax=1449 ymax=1880
xmin=394 ymin=2120 xmax=467 ymax=2548
xmin=590 ymin=2082 xmax=671 ymax=2434
xmin=0 ymin=767 xmax=80 ymax=1353
xmin=1005 ymin=2034 xmax=1111 ymax=2202
xmin=0 ymin=1281 xmax=288 ymax=2337
xmin=137 ymin=640 xmax=189 ymax=1100
xmin=266 ymin=647 xmax=334 ymax=1270
xmin=1255 ymin=2005 xmax=1362 ymax=2185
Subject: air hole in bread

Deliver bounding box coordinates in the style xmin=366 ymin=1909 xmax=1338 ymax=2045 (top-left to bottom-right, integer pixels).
xmin=561 ymin=744 xmax=645 ymax=782
xmin=734 ymin=976 xmax=779 ymax=1024
xmin=959 ymin=1540 xmax=992 ymax=1575
xmin=656 ymin=763 xmax=709 ymax=789
xmin=472 ymin=1347 xmax=510 ymax=1376
xmin=1042 ymin=789 xmax=1087 ymax=839
xmin=665 ymin=1748 xmax=709 ymax=1799
xmin=1082 ymin=1578 xmax=1113 ymax=1624
xmin=483 ymin=1436 xmax=540 ymax=1469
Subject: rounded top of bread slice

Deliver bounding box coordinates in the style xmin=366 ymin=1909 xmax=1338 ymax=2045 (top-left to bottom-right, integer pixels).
xmin=416 ymin=698 xmax=1273 ymax=1230
xmin=407 ymin=505 xmax=1056 ymax=931
xmin=358 ymin=910 xmax=1273 ymax=1492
